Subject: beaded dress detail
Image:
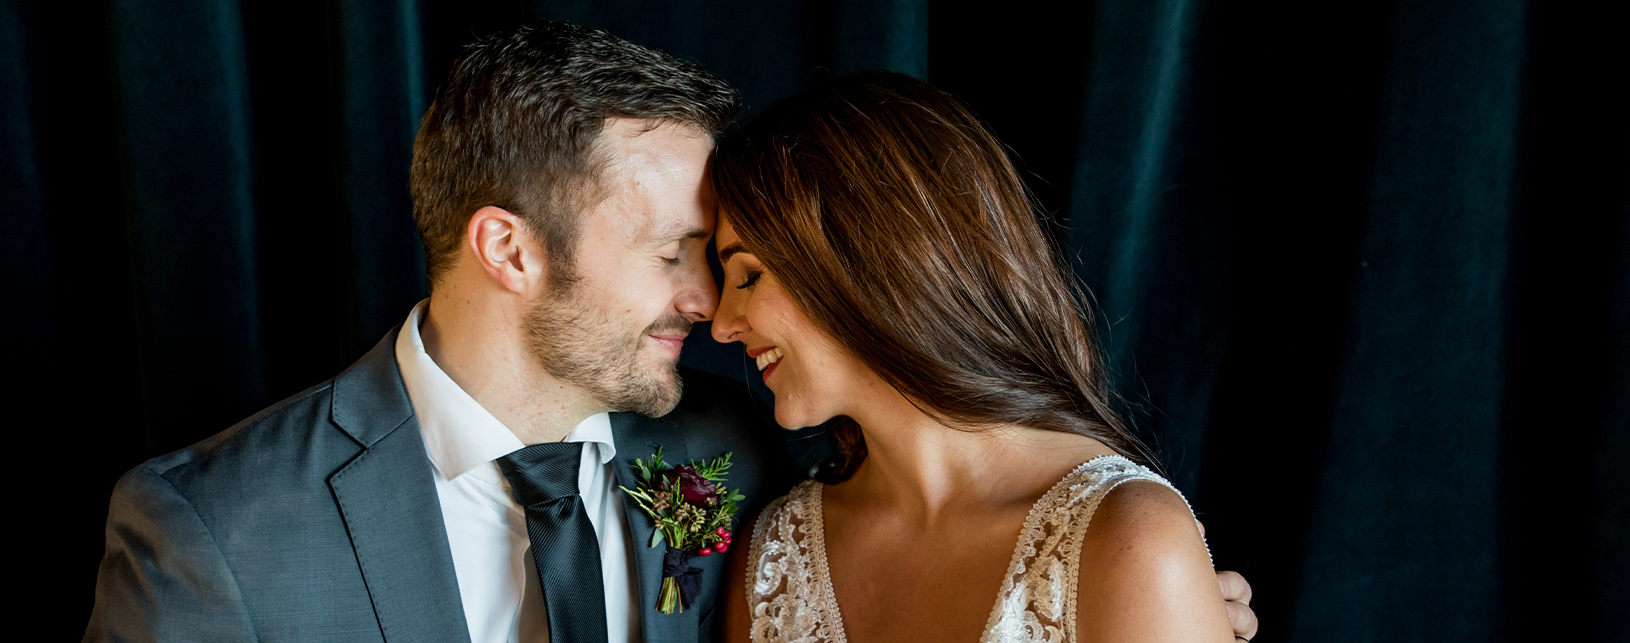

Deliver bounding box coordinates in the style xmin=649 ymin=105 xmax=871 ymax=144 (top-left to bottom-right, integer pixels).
xmin=744 ymin=455 xmax=1203 ymax=643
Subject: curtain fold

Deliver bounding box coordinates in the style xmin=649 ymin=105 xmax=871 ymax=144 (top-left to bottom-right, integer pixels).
xmin=830 ymin=0 xmax=927 ymax=79
xmin=1288 ymin=0 xmax=1525 ymax=637
xmin=106 ymin=0 xmax=266 ymax=451
xmin=1 ymin=2 xmax=48 ymax=337
xmin=335 ymin=0 xmax=431 ymax=355
xmin=1067 ymin=0 xmax=1226 ymax=492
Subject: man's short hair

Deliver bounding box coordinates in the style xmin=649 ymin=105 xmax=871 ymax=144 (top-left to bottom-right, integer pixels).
xmin=410 ymin=21 xmax=740 ymax=287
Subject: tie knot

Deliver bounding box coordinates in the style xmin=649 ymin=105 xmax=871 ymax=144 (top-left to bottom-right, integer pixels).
xmin=497 ymin=442 xmax=583 ymax=506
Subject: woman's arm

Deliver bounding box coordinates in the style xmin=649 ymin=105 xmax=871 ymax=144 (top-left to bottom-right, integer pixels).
xmin=1076 ymin=481 xmax=1236 ymax=643
xmin=717 ymin=514 xmax=760 ymax=643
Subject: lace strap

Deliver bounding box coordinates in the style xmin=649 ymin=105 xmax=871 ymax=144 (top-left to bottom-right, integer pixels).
xmin=980 ymin=456 xmax=1203 ymax=643
xmin=746 ymin=481 xmax=847 ymax=643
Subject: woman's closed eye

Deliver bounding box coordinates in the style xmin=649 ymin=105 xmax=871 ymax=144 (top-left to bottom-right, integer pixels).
xmin=736 ymin=269 xmax=762 ymax=290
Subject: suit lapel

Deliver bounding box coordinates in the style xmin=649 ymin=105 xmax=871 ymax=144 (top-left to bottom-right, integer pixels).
xmin=612 ymin=412 xmax=698 ymax=643
xmin=329 ymin=328 xmax=472 ymax=643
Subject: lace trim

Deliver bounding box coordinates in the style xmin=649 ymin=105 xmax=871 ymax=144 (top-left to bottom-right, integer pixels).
xmin=746 ymin=456 xmax=1197 ymax=643
xmin=977 ymin=455 xmax=1194 ymax=643
xmin=746 ymin=481 xmax=847 ymax=643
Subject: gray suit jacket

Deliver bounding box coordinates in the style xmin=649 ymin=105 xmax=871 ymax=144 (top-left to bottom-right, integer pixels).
xmin=84 ymin=326 xmax=799 ymax=643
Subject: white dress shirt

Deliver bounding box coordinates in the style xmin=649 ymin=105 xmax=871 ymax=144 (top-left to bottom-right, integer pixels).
xmin=395 ymin=301 xmax=642 ymax=643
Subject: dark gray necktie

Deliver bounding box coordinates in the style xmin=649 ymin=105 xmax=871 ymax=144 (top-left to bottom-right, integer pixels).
xmin=497 ymin=442 xmax=609 ymax=643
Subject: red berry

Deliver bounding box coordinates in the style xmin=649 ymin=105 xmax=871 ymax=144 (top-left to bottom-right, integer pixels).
xmin=714 ymin=542 xmax=729 ymax=553
xmin=696 ymin=548 xmax=712 ymax=557
xmin=716 ymin=527 xmax=728 ymax=535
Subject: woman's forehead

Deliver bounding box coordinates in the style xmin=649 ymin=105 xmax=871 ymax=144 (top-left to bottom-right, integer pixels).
xmin=713 ymin=217 xmax=746 ymax=262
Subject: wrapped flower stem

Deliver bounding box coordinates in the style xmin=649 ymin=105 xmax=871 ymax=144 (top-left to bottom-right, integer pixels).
xmin=621 ymin=448 xmax=744 ymax=614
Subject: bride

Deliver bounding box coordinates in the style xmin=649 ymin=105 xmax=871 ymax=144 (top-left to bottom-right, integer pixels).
xmin=707 ymin=71 xmax=1243 ymax=643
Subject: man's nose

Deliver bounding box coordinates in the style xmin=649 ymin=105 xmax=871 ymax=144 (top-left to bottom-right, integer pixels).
xmin=675 ymin=263 xmax=719 ymax=322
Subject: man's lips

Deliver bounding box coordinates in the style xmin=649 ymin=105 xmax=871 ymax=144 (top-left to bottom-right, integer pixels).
xmin=648 ymin=334 xmax=687 ymax=354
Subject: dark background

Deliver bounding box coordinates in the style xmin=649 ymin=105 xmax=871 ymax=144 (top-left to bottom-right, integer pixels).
xmin=4 ymin=0 xmax=1627 ymax=640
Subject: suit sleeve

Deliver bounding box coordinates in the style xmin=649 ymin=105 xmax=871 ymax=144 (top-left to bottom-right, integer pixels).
xmin=83 ymin=468 xmax=258 ymax=643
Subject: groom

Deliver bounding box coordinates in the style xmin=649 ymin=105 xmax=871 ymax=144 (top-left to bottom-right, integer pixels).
xmin=84 ymin=21 xmax=1257 ymax=643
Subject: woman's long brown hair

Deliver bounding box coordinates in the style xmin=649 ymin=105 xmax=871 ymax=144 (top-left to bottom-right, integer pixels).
xmin=712 ymin=70 xmax=1151 ymax=477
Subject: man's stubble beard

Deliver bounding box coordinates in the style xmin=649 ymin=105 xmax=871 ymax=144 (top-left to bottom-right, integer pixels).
xmin=523 ymin=279 xmax=691 ymax=418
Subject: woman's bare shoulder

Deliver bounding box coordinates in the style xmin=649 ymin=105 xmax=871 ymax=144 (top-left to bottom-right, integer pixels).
xmin=1084 ymin=479 xmax=1201 ymax=552
xmin=1074 ymin=480 xmax=1235 ymax=643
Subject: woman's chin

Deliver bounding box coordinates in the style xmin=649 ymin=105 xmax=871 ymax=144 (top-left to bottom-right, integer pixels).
xmin=773 ymin=408 xmax=803 ymax=430
xmin=773 ymin=407 xmax=836 ymax=432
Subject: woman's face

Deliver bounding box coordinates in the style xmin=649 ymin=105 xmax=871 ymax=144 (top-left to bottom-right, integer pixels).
xmin=710 ymin=217 xmax=875 ymax=429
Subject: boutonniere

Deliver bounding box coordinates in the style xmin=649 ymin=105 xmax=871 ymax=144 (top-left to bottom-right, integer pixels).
xmin=620 ymin=447 xmax=744 ymax=614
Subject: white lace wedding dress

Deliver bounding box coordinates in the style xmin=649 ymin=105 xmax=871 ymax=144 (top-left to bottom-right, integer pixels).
xmin=744 ymin=455 xmax=1205 ymax=643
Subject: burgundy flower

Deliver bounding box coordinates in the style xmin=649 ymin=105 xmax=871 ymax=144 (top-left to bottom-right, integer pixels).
xmin=661 ymin=465 xmax=719 ymax=506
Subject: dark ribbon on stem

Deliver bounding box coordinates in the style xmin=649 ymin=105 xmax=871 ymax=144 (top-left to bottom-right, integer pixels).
xmin=662 ymin=546 xmax=704 ymax=609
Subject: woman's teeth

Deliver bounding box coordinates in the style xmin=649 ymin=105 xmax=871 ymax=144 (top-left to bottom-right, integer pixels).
xmin=756 ymin=347 xmax=784 ymax=372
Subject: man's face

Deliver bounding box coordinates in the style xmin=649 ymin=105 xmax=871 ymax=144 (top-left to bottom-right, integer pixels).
xmin=523 ymin=118 xmax=718 ymax=417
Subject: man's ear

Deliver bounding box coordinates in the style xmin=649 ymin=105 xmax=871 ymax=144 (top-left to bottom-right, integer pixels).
xmin=466 ymin=206 xmax=545 ymax=295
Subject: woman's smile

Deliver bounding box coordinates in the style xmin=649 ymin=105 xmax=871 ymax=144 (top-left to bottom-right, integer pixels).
xmin=748 ymin=345 xmax=784 ymax=381
xmin=710 ymin=216 xmax=878 ymax=429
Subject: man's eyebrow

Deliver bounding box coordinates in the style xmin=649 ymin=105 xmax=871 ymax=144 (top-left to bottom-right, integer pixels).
xmin=717 ymin=241 xmax=747 ymax=264
xmin=651 ymin=226 xmax=711 ymax=244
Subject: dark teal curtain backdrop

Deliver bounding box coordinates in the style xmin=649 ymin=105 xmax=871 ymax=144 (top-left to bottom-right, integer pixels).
xmin=3 ymin=0 xmax=1626 ymax=640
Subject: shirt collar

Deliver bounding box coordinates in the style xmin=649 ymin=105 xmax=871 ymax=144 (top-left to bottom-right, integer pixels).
xmin=563 ymin=411 xmax=617 ymax=464
xmin=394 ymin=300 xmax=616 ymax=481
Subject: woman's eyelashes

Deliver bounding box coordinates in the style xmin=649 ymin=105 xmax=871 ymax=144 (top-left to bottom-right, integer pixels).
xmin=736 ymin=269 xmax=762 ymax=290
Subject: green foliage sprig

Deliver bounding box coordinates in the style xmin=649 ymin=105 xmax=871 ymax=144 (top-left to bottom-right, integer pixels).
xmin=622 ymin=448 xmax=744 ymax=550
xmin=620 ymin=447 xmax=745 ymax=613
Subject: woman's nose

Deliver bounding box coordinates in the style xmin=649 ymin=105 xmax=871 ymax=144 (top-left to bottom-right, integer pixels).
xmin=710 ymin=289 xmax=749 ymax=344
